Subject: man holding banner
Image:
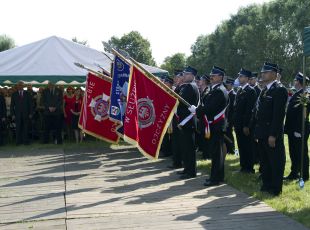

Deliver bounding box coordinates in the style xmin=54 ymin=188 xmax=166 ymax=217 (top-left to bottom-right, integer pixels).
xmin=177 ymin=66 xmax=200 ymax=179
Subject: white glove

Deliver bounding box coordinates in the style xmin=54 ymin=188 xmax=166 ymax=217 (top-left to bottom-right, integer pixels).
xmin=188 ymin=105 xmax=197 ymax=114
xmin=294 ymin=132 xmax=302 ymax=138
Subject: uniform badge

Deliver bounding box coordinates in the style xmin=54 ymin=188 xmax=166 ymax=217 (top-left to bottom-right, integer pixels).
xmin=137 ymin=97 xmax=155 ymax=129
xmin=89 ymin=93 xmax=110 ymax=122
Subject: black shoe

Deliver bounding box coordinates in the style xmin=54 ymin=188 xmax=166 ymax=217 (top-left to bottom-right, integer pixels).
xmin=283 ymin=174 xmax=298 ymax=180
xmin=179 ymin=174 xmax=196 ymax=179
xmin=260 ymin=186 xmax=269 ymax=192
xmin=204 ymin=180 xmax=220 ymax=186
xmin=167 ymin=165 xmax=182 ymax=169
xmin=177 ymin=170 xmax=186 ymax=175
xmin=268 ymin=189 xmax=281 ymax=196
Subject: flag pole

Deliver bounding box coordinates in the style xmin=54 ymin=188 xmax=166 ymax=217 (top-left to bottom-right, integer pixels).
xmin=74 ymin=62 xmax=112 ymax=83
xmin=109 ymin=53 xmax=191 ymax=108
xmin=131 ymin=58 xmax=190 ymax=107
xmin=110 ymin=48 xmax=134 ymax=68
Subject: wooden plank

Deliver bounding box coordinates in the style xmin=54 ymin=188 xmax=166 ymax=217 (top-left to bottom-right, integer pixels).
xmin=0 ymin=146 xmax=308 ymax=230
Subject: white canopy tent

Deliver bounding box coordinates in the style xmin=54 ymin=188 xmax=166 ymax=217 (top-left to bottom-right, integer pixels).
xmin=0 ymin=36 xmax=168 ymax=85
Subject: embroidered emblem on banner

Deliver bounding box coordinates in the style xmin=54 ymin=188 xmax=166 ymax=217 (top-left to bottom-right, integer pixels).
xmin=89 ymin=93 xmax=110 ymax=122
xmin=137 ymin=97 xmax=155 ymax=129
xmin=116 ymin=59 xmax=124 ymax=71
xmin=111 ymin=105 xmax=120 ymax=116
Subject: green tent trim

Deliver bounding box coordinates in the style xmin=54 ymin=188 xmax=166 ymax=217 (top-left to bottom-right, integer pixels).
xmin=0 ymin=73 xmax=168 ymax=85
xmin=304 ymin=26 xmax=310 ymax=57
xmin=0 ymin=75 xmax=86 ymax=84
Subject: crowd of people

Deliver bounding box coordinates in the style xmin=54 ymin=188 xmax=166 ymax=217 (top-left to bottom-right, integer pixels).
xmin=0 ymin=62 xmax=309 ymax=197
xmin=0 ymin=81 xmax=84 ymax=145
xmin=160 ymin=62 xmax=309 ymax=196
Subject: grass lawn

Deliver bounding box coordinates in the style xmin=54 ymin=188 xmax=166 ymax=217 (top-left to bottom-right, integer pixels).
xmin=198 ymin=136 xmax=310 ymax=228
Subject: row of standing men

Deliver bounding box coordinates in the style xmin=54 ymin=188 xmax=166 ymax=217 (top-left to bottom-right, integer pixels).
xmin=0 ymin=81 xmax=82 ymax=145
xmin=161 ymin=62 xmax=309 ymax=196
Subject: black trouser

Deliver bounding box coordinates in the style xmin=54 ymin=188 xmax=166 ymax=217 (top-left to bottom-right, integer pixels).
xmin=288 ymin=133 xmax=309 ymax=180
xmin=161 ymin=132 xmax=172 ymax=157
xmin=172 ymin=127 xmax=182 ymax=167
xmin=43 ymin=114 xmax=62 ymax=144
xmin=15 ymin=116 xmax=29 ymax=144
xmin=258 ymin=138 xmax=286 ymax=193
xmin=207 ymin=128 xmax=224 ymax=182
xmin=225 ymin=123 xmax=235 ymax=154
xmin=179 ymin=128 xmax=196 ymax=176
xmin=235 ymin=127 xmax=254 ymax=171
xmin=0 ymin=121 xmax=5 ymax=145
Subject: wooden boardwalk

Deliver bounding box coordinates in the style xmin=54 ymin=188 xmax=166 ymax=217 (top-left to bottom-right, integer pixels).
xmin=0 ymin=145 xmax=308 ymax=230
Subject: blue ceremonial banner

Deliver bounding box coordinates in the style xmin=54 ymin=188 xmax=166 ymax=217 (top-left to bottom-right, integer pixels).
xmin=109 ymin=55 xmax=131 ymax=135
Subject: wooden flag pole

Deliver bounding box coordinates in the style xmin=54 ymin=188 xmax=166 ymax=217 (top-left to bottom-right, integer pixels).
xmin=131 ymin=58 xmax=191 ymax=107
xmin=74 ymin=62 xmax=112 ymax=83
xmin=114 ymin=55 xmax=191 ymax=107
xmin=111 ymin=48 xmax=190 ymax=107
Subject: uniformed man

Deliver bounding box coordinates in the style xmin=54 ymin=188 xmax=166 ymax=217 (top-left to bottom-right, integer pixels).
xmin=249 ymin=72 xmax=262 ymax=166
xmin=199 ymin=75 xmax=210 ymax=95
xmin=233 ymin=68 xmax=257 ymax=173
xmin=160 ymin=76 xmax=175 ymax=157
xmin=249 ymin=72 xmax=261 ymax=97
xmin=195 ymin=75 xmax=201 ymax=89
xmin=224 ymin=77 xmax=236 ymax=154
xmin=169 ymin=70 xmax=184 ymax=169
xmin=255 ymin=62 xmax=288 ymax=196
xmin=177 ymin=66 xmax=200 ymax=179
xmin=191 ymin=66 xmax=228 ymax=186
xmin=277 ymin=67 xmax=284 ymax=87
xmin=284 ymin=72 xmax=309 ymax=181
xmin=197 ymin=75 xmax=211 ymax=159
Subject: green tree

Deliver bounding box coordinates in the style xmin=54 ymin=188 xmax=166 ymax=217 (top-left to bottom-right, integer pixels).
xmin=0 ymin=34 xmax=15 ymax=52
xmin=72 ymin=37 xmax=89 ymax=47
xmin=187 ymin=0 xmax=310 ymax=83
xmin=160 ymin=53 xmax=186 ymax=75
xmin=103 ymin=31 xmax=156 ymax=66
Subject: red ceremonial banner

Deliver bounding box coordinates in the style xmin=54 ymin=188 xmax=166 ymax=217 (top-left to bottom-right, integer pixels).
xmin=78 ymin=73 xmax=120 ymax=144
xmin=124 ymin=66 xmax=179 ymax=159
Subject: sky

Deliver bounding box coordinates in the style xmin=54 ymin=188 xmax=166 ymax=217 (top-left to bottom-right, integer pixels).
xmin=1 ymin=0 xmax=270 ymax=65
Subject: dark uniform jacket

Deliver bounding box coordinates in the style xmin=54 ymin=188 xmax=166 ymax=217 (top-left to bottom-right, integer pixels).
xmin=42 ymin=88 xmax=63 ymax=115
xmin=197 ymin=83 xmax=228 ymax=132
xmin=253 ymin=85 xmax=261 ymax=100
xmin=255 ymin=81 xmax=288 ymax=139
xmin=177 ymin=82 xmax=200 ymax=130
xmin=200 ymin=86 xmax=209 ymax=102
xmin=233 ymin=84 xmax=256 ymax=128
xmin=10 ymin=90 xmax=32 ymax=119
xmin=0 ymin=95 xmax=6 ymax=119
xmin=284 ymin=89 xmax=310 ymax=135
